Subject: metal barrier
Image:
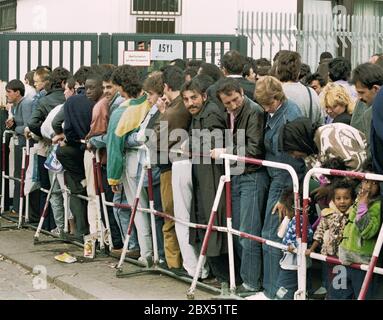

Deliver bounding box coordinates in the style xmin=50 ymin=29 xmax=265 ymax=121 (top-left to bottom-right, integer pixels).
xmin=302 ymin=168 xmax=383 ymax=300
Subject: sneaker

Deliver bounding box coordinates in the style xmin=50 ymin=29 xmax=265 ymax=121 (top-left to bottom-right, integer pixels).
xmin=201 ymin=277 xmax=222 ymax=289
xmin=313 ymin=286 xmax=327 ymax=295
xmin=245 ymin=291 xmax=271 ymax=300
xmin=236 ymin=284 xmax=260 ymax=297
xmin=50 ymin=227 xmax=62 ymax=236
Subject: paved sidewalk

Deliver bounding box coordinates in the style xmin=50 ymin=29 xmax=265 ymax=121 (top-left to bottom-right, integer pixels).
xmin=0 ymin=222 xmax=218 ymax=300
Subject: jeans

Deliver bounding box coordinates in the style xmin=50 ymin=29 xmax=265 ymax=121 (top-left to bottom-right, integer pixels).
xmin=112 ymin=191 xmax=139 ymax=251
xmin=151 ymin=183 xmax=165 ymax=261
xmin=275 ymin=269 xmax=312 ymax=300
xmin=232 ymin=169 xmax=269 ymax=290
xmin=261 ymin=169 xmax=293 ymax=298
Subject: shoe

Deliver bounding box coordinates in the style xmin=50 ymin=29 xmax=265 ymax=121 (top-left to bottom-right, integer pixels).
xmin=110 ymin=248 xmax=123 ymax=257
xmin=201 ymin=277 xmax=222 ymax=289
xmin=171 ymin=267 xmax=191 ymax=278
xmin=313 ymin=286 xmax=327 ymax=295
xmin=245 ymin=291 xmax=271 ymax=300
xmin=158 ymin=260 xmax=169 ymax=270
xmin=236 ymin=284 xmax=260 ymax=297
xmin=138 ymin=256 xmax=153 ymax=268
xmin=8 ymin=210 xmax=19 ymax=217
xmin=126 ymin=249 xmax=140 ymax=259
xmin=50 ymin=227 xmax=61 ymax=236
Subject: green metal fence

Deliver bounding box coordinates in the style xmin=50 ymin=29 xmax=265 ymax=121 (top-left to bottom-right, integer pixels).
xmin=0 ymin=33 xmax=247 ymax=82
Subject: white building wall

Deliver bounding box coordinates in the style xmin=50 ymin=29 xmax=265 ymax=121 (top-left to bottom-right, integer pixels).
xmin=16 ymin=0 xmax=297 ymax=34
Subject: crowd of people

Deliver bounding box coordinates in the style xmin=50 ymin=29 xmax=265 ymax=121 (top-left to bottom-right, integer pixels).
xmin=3 ymin=47 xmax=383 ymax=300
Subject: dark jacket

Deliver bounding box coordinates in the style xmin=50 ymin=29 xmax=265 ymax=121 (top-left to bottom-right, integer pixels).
xmin=333 ymin=112 xmax=352 ymax=125
xmin=231 ymin=96 xmax=265 ymax=174
xmin=27 ymin=88 xmax=65 ymax=137
xmin=371 ymin=88 xmax=383 ymax=175
xmin=189 ymin=100 xmax=228 ymax=256
xmin=63 ymin=94 xmax=94 ymax=146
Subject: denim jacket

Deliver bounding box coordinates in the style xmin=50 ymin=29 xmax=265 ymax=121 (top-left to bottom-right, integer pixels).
xmin=264 ymin=99 xmax=306 ymax=178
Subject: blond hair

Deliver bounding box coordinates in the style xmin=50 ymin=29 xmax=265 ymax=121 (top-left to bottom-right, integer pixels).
xmin=320 ymin=83 xmax=355 ymax=114
xmin=255 ymin=76 xmax=286 ymax=106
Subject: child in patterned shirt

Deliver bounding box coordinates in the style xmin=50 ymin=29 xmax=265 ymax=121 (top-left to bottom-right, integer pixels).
xmin=275 ymin=189 xmax=313 ymax=300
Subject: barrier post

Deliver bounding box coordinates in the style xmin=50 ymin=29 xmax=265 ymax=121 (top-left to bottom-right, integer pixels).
xmin=24 ymin=138 xmax=30 ymax=223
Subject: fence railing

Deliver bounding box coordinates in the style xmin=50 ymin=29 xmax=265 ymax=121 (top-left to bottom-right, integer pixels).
xmin=238 ymin=11 xmax=383 ymax=71
xmin=0 ymin=32 xmax=247 ymax=82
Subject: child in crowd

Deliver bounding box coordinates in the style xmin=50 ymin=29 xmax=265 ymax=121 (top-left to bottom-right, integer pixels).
xmin=335 ymin=164 xmax=382 ymax=299
xmin=306 ymin=179 xmax=355 ymax=299
xmin=275 ymin=189 xmax=313 ymax=300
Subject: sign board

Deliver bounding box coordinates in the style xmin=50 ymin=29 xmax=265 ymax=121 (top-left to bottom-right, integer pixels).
xmin=123 ymin=51 xmax=151 ymax=66
xmin=150 ymin=39 xmax=183 ymax=61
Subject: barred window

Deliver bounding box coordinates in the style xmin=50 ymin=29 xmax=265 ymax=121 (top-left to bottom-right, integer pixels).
xmin=132 ymin=0 xmax=181 ymax=15
xmin=0 ymin=0 xmax=16 ymax=31
xmin=136 ymin=18 xmax=175 ymax=34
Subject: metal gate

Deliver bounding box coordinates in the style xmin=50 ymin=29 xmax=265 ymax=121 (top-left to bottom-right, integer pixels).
xmin=238 ymin=10 xmax=383 ymax=71
xmin=0 ymin=33 xmax=247 ymax=82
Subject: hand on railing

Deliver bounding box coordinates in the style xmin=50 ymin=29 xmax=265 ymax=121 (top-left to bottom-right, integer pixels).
xmin=52 ymin=133 xmax=65 ymax=145
xmin=210 ymin=148 xmax=226 ymax=160
xmin=24 ymin=127 xmax=32 ymax=139
xmin=5 ymin=117 xmax=14 ymax=129
xmin=272 ymin=201 xmax=289 ymax=222
xmin=111 ymin=184 xmax=121 ymax=194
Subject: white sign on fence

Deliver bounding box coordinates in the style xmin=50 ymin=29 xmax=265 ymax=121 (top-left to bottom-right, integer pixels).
xmin=123 ymin=51 xmax=151 ymax=66
xmin=150 ymin=40 xmax=183 ymax=61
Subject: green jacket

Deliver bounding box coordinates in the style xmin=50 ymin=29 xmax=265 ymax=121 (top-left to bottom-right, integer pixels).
xmin=340 ymin=200 xmax=381 ymax=257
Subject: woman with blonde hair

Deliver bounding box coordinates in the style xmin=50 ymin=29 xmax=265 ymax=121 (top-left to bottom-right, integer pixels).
xmin=321 ymin=83 xmax=355 ymax=125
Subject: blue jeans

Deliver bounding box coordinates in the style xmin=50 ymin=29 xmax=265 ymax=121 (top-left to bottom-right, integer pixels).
xmin=113 ymin=191 xmax=139 ymax=251
xmin=261 ymin=169 xmax=293 ymax=298
xmin=275 ymin=269 xmax=312 ymax=300
xmin=327 ymin=266 xmax=378 ymax=300
xmin=232 ymin=169 xmax=269 ymax=290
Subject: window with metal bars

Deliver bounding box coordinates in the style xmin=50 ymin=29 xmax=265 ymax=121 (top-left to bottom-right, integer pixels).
xmin=132 ymin=0 xmax=181 ymax=15
xmin=136 ymin=18 xmax=175 ymax=34
xmin=0 ymin=0 xmax=16 ymax=31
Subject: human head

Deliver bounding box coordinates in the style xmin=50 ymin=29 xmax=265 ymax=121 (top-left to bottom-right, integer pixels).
xmin=186 ymin=59 xmax=203 ymax=69
xmin=24 ymin=70 xmax=35 ymax=87
xmin=215 ymin=77 xmax=245 ymax=113
xmin=181 ymin=75 xmax=214 ymax=115
xmin=85 ymin=66 xmax=105 ymax=102
xmin=162 ymin=65 xmax=184 ymax=100
xmin=102 ymin=67 xmax=118 ymax=102
xmin=360 ymin=161 xmax=381 ymax=199
xmin=220 ymin=50 xmax=246 ymax=76
xmin=279 ymin=117 xmax=318 ymax=158
xmin=46 ymin=67 xmax=71 ymax=91
xmin=254 ymin=58 xmax=272 ymax=82
xmin=321 ymin=83 xmax=354 ymax=119
xmin=319 ymin=51 xmax=333 ymax=63
xmin=6 ymin=80 xmax=25 ymax=104
xmin=369 ymin=53 xmax=382 ymax=64
xmin=299 ymin=63 xmax=312 ymax=84
xmin=111 ymin=65 xmax=142 ymax=99
xmin=242 ymin=57 xmax=257 ymax=83
xmin=184 ymin=67 xmax=198 ymax=82
xmin=330 ymin=179 xmax=355 ymax=214
xmin=279 ymin=188 xmax=298 ymax=219
xmin=143 ymin=72 xmax=164 ymax=107
xmin=169 ymin=59 xmax=186 ymax=70
xmin=274 ymin=51 xmax=302 ymax=82
xmin=64 ymin=77 xmax=76 ymax=100
xmin=306 ymin=72 xmax=327 ymax=95
xmin=351 ymin=63 xmax=383 ymax=106
xmin=198 ymin=62 xmax=224 ymax=82
xmin=73 ymin=66 xmax=91 ymax=88
xmin=33 ymin=66 xmax=51 ymax=92
xmin=254 ymin=76 xmax=286 ymax=113
xmin=328 ymin=57 xmax=352 ymax=82
xmin=137 ymin=41 xmax=146 ymax=51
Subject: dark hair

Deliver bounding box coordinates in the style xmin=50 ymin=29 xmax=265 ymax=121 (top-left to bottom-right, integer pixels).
xmin=320 ymin=51 xmax=333 ymax=62
xmin=143 ymin=73 xmax=164 ymax=95
xmin=242 ymin=57 xmax=257 ymax=78
xmin=181 ymin=75 xmax=214 ymax=96
xmin=74 ymin=66 xmax=91 ymax=86
xmin=299 ymin=63 xmax=312 ymax=82
xmin=254 ymin=58 xmax=272 ymax=76
xmin=170 ymin=59 xmax=186 ymax=70
xmin=184 ymin=66 xmax=198 ymax=80
xmin=273 ymin=50 xmax=290 ymax=63
xmin=275 ymin=51 xmax=302 ymax=82
xmin=330 ymin=179 xmax=356 ymax=201
xmin=220 ymin=50 xmax=246 ymax=75
xmin=66 ymin=77 xmax=76 ymax=90
xmin=279 ymin=187 xmax=296 ymax=211
xmin=102 ymin=66 xmax=118 ymax=82
xmin=186 ymin=59 xmax=203 ymax=68
xmin=199 ymin=63 xmax=224 ymax=82
xmin=328 ymin=57 xmax=351 ymax=82
xmin=351 ymin=63 xmax=383 ymax=89
xmin=215 ymin=77 xmax=242 ymax=100
xmin=24 ymin=70 xmax=35 ymax=86
xmin=306 ymin=72 xmax=327 ymax=88
xmin=112 ymin=65 xmax=142 ymax=98
xmin=6 ymin=79 xmax=25 ymax=97
xmin=162 ymin=65 xmax=184 ymax=91
xmin=47 ymin=67 xmax=71 ymax=91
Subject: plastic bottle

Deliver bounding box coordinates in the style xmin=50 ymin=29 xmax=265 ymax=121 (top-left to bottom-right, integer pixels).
xmin=277 ymin=216 xmax=291 ymax=238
